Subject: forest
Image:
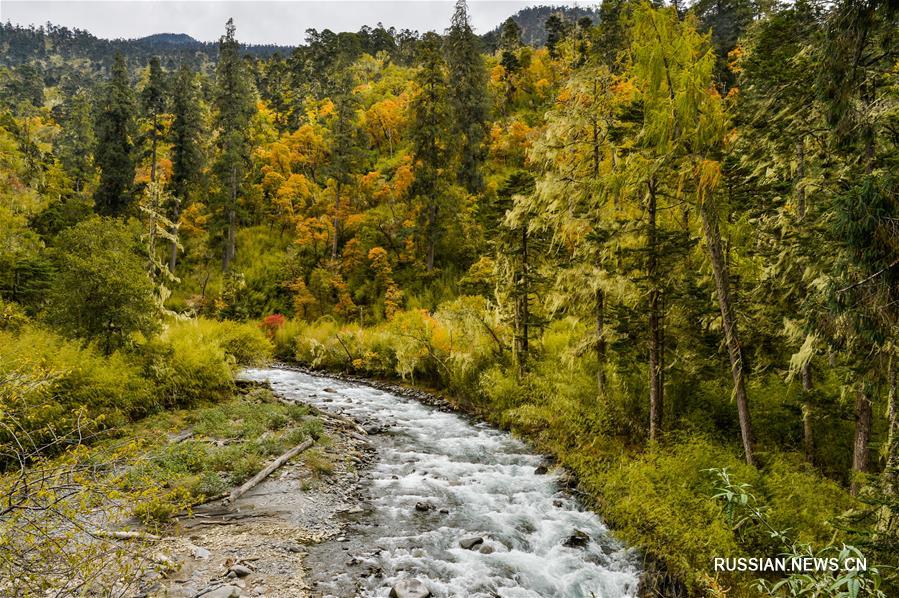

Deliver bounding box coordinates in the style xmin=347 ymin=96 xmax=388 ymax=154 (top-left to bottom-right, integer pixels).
xmin=0 ymin=0 xmax=897 ymax=596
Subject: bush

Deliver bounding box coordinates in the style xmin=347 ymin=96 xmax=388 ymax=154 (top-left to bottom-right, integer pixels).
xmin=0 ymin=326 xmax=151 ymax=456
xmin=46 ymin=217 xmax=159 ymax=354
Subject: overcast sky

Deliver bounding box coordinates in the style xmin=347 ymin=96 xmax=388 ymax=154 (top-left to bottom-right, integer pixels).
xmin=1 ymin=1 xmax=593 ymax=45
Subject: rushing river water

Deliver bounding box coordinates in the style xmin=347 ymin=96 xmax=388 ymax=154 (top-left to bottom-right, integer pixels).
xmin=242 ymin=367 xmax=640 ymax=598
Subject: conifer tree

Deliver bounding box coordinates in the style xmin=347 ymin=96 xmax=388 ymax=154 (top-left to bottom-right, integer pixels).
xmin=94 ymin=53 xmax=137 ymax=217
xmin=445 ymin=0 xmax=489 ymax=193
xmin=169 ymin=62 xmax=204 ymax=272
xmin=326 ymin=67 xmax=362 ymax=261
xmin=140 ymin=56 xmax=167 ymax=184
xmin=58 ymin=89 xmax=95 ymax=194
xmin=213 ymin=18 xmax=255 ymax=272
xmin=411 ymin=32 xmax=454 ymax=272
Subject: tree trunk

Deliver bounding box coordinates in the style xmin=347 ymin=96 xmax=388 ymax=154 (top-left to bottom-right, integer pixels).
xmin=801 ymin=361 xmax=815 ymax=464
xmin=851 ymin=388 xmax=873 ymax=495
xmin=514 ymin=225 xmax=529 ymax=375
xmin=150 ymin=113 xmax=158 ymax=184
xmin=649 ymin=182 xmax=663 ymax=441
xmin=426 ymin=200 xmax=437 ymax=272
xmin=332 ymin=180 xmax=341 ymax=261
xmin=596 ymin=285 xmax=606 ymax=398
xmin=168 ymin=203 xmax=180 ymax=274
xmin=883 ymin=355 xmax=897 ymax=495
xmin=700 ymin=196 xmax=755 ymax=466
xmin=223 ymin=166 xmax=237 ymax=272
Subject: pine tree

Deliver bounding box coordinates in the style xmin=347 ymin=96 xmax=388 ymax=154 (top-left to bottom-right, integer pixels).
xmin=213 ymin=18 xmax=255 ymax=272
xmin=94 ymin=53 xmax=137 ymax=217
xmin=326 ymin=67 xmax=362 ymax=261
xmin=58 ymin=89 xmax=95 ymax=194
xmin=169 ymin=62 xmax=204 ymax=272
xmin=411 ymin=32 xmax=454 ymax=272
xmin=140 ymin=56 xmax=167 ymax=184
xmin=445 ymin=0 xmax=489 ymax=193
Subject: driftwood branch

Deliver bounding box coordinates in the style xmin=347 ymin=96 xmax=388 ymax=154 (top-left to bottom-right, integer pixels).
xmin=224 ymin=438 xmax=314 ymax=504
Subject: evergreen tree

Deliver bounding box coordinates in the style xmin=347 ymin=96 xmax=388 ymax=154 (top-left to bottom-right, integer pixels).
xmin=169 ymin=62 xmax=204 ymax=272
xmin=94 ymin=53 xmax=137 ymax=217
xmin=140 ymin=56 xmax=167 ymax=184
xmin=58 ymin=89 xmax=95 ymax=194
xmin=545 ymin=13 xmax=570 ymax=58
xmin=325 ymin=66 xmax=363 ymax=261
xmin=213 ymin=18 xmax=255 ymax=272
xmin=445 ymin=0 xmax=489 ymax=193
xmin=411 ymin=32 xmax=454 ymax=272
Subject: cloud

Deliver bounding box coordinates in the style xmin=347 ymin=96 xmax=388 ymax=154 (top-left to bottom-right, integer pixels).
xmin=1 ymin=1 xmax=587 ymax=45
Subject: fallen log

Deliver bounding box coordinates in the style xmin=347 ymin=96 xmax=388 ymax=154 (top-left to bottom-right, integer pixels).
xmin=94 ymin=530 xmax=161 ymax=541
xmin=224 ymin=438 xmax=314 ymax=504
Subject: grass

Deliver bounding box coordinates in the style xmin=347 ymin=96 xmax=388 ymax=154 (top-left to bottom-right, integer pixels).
xmin=106 ymin=384 xmax=329 ymax=522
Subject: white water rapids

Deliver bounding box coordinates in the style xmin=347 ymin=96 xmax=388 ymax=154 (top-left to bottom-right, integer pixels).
xmin=242 ymin=367 xmax=640 ymax=598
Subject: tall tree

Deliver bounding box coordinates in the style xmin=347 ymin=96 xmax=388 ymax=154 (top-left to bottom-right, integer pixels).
xmin=818 ymin=0 xmax=898 ymax=493
xmin=168 ymin=62 xmax=204 ymax=272
xmin=445 ymin=0 xmax=489 ymax=193
xmin=94 ymin=53 xmax=137 ymax=217
xmin=411 ymin=32 xmax=454 ymax=272
xmin=325 ymin=67 xmax=362 ymax=261
xmin=213 ymin=18 xmax=255 ymax=272
xmin=58 ymin=89 xmax=95 ymax=194
xmin=630 ymin=4 xmax=756 ymax=463
xmin=140 ymin=56 xmax=167 ymax=184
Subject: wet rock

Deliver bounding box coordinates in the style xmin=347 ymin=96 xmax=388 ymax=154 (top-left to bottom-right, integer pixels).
xmin=553 ymin=499 xmax=564 ymax=508
xmin=228 ymin=564 xmax=253 ymax=578
xmin=388 ymin=578 xmax=431 ymax=598
xmin=364 ymin=424 xmax=383 ymax=435
xmin=438 ymin=508 xmax=449 ymax=514
xmin=323 ymin=387 xmax=338 ymax=393
xmin=479 ymin=544 xmax=495 ymax=554
xmin=563 ymin=530 xmax=590 ymax=548
xmin=534 ymin=465 xmax=549 ymax=475
xmin=459 ymin=536 xmax=484 ymax=550
xmin=198 ymin=585 xmax=242 ymax=598
xmin=414 ymin=501 xmax=433 ymax=512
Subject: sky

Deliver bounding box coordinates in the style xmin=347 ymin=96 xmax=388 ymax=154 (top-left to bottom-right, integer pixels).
xmin=0 ymin=1 xmax=593 ymax=46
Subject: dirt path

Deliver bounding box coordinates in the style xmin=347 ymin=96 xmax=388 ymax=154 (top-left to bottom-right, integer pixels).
xmin=152 ymin=400 xmax=375 ymax=597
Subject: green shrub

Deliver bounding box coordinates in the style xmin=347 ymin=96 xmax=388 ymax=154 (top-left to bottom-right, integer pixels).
xmin=0 ymin=326 xmax=151 ymax=455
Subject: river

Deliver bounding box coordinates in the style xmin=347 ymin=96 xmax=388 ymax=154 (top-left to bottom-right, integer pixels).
xmin=241 ymin=367 xmax=640 ymax=598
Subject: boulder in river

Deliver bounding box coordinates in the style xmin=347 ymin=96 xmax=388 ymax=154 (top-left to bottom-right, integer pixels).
xmin=563 ymin=529 xmax=590 ymax=548
xmin=414 ymin=501 xmax=433 ymax=512
xmin=388 ymin=578 xmax=431 ymax=598
xmin=534 ymin=465 xmax=549 ymax=475
xmin=459 ymin=536 xmax=484 ymax=550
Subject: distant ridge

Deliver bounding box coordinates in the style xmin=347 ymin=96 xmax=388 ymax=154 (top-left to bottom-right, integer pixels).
xmin=136 ymin=33 xmax=199 ymax=45
xmin=482 ymin=4 xmax=600 ymax=49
